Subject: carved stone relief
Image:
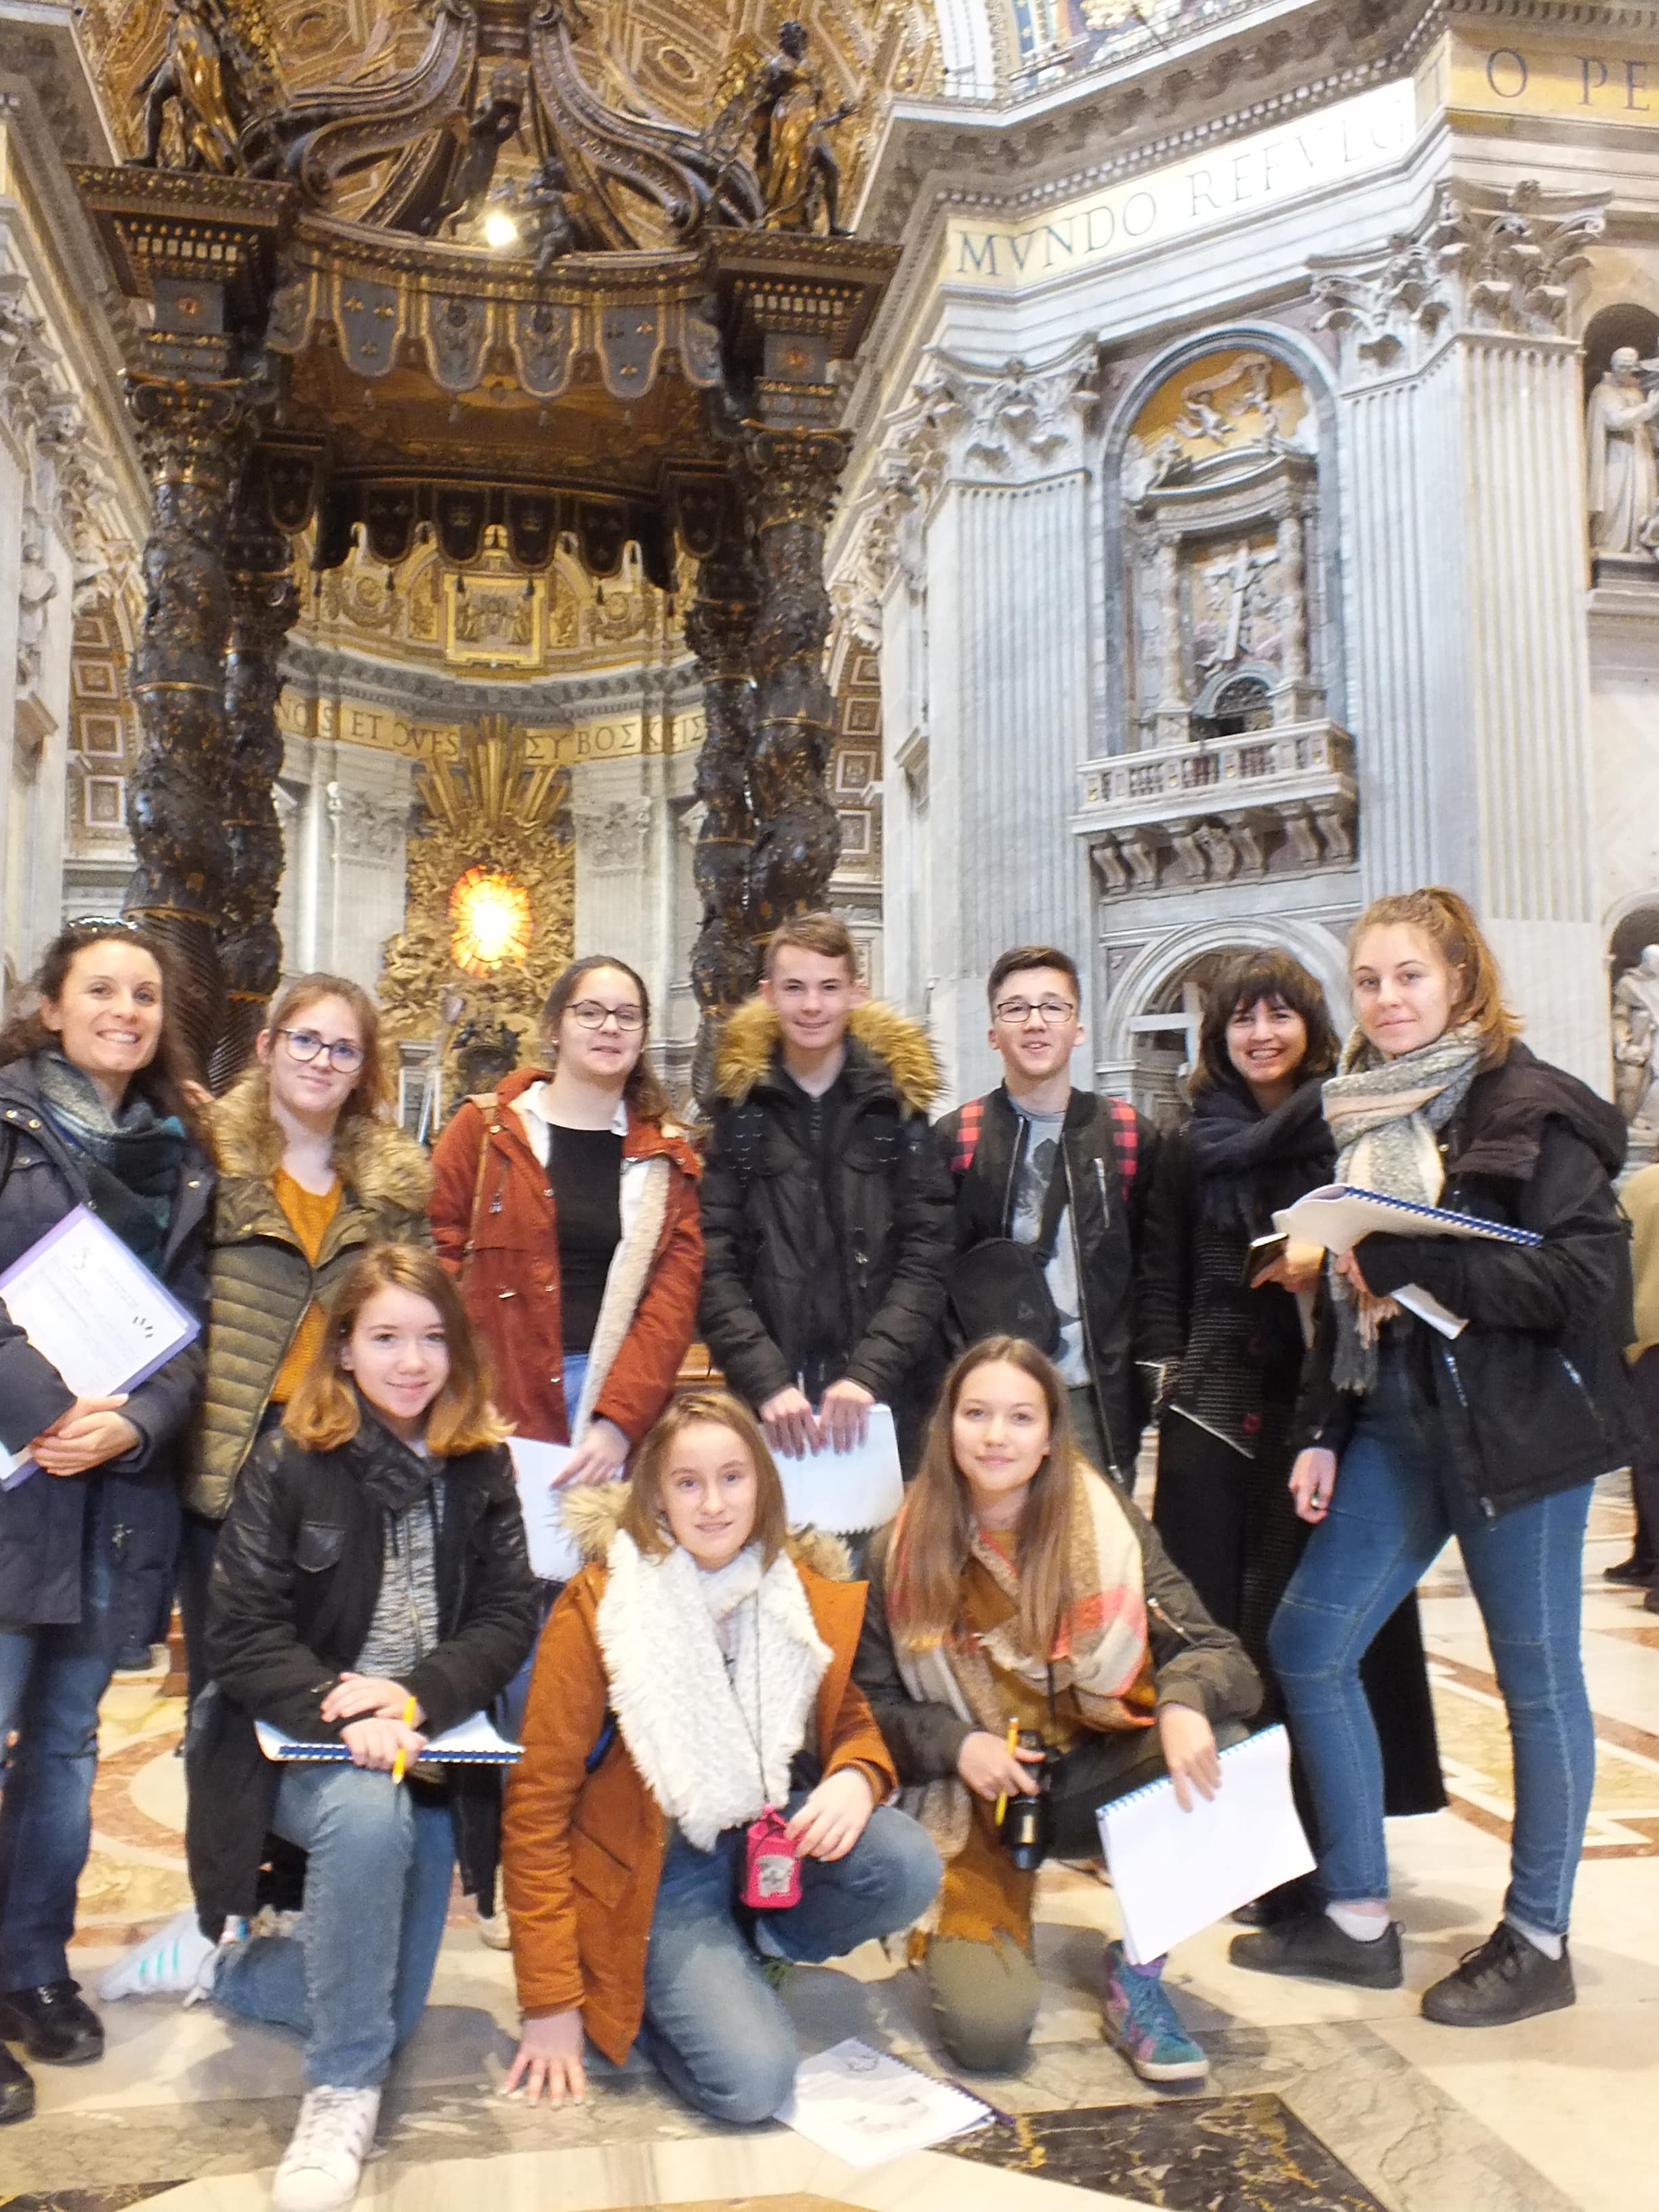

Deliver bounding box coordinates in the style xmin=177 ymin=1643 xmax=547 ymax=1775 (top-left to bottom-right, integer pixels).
xmin=577 ymin=796 xmax=654 ymax=873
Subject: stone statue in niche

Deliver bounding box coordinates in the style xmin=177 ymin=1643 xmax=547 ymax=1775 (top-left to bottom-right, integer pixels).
xmin=1612 ymin=944 xmax=1659 ymax=1124
xmin=1191 ymin=539 xmax=1282 ymax=678
xmin=16 ymin=510 xmax=58 ymax=692
xmin=1585 ymin=348 xmax=1659 ymax=556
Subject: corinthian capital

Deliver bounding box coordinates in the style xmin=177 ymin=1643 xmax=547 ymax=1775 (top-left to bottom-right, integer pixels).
xmin=914 ymin=335 xmax=1109 ymax=485
xmin=1313 ymin=179 xmax=1607 ymax=381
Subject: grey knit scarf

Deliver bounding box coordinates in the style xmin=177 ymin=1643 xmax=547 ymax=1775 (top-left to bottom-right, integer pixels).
xmin=1321 ymin=1022 xmax=1484 ymax=1391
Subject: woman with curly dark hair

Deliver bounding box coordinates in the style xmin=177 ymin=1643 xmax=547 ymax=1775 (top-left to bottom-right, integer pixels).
xmin=1138 ymin=948 xmax=1443 ymax=1908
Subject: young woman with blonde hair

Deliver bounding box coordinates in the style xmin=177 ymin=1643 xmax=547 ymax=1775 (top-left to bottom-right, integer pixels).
xmin=499 ymin=1389 xmax=939 ymax=2124
xmin=108 ymin=1244 xmax=537 ymax=2212
xmin=1232 ymin=888 xmax=1633 ymax=2026
xmin=171 ymin=973 xmax=432 ymax=1706
xmin=854 ymin=1338 xmax=1259 ymax=2085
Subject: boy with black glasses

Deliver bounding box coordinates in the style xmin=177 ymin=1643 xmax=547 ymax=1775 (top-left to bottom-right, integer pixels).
xmin=934 ymin=946 xmax=1162 ymax=1486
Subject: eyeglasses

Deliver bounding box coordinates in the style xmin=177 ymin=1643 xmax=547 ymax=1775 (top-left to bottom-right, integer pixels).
xmin=568 ymin=1000 xmax=645 ymax=1032
xmin=994 ymin=997 xmax=1077 ymax=1025
xmin=278 ymin=1027 xmax=366 ymax=1073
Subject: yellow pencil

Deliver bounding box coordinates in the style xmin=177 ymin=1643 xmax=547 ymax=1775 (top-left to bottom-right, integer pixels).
xmin=390 ymin=1696 xmax=417 ymax=1786
xmin=994 ymin=1717 xmax=1019 ymax=1826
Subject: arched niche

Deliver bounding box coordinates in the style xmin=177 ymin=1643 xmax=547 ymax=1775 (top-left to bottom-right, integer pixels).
xmin=1582 ymin=303 xmax=1659 ymax=400
xmin=1099 ymin=326 xmax=1346 ymax=753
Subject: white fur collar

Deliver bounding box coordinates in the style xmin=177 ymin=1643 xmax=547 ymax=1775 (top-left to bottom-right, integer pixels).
xmin=595 ymin=1533 xmax=830 ymax=1850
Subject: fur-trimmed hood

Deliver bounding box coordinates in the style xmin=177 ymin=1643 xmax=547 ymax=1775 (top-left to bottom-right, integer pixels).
xmin=211 ymin=1067 xmax=432 ymax=1212
xmin=713 ymin=996 xmax=939 ymax=1117
xmin=560 ymin=1477 xmax=853 ymax=1584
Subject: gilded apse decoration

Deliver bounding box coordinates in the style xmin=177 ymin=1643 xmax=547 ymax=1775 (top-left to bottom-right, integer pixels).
xmin=215 ymin=500 xmax=300 ymax=1088
xmin=123 ymin=373 xmax=255 ymax=1072
xmin=449 ymin=865 xmax=533 ymax=974
xmin=743 ymin=422 xmax=849 ymax=935
xmin=378 ymin=718 xmax=574 ymax=1078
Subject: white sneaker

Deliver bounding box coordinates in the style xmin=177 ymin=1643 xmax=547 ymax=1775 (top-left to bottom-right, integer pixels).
xmin=272 ymin=2085 xmax=381 ymax=2212
xmin=475 ymin=1910 xmax=512 ymax=1952
xmin=99 ymin=1910 xmax=220 ymax=2002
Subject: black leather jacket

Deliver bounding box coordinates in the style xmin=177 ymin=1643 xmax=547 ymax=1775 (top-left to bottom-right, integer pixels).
xmin=1295 ymin=1044 xmax=1636 ymax=1520
xmin=187 ymin=1421 xmax=538 ymax=1936
xmin=933 ymin=1086 xmax=1162 ymax=1482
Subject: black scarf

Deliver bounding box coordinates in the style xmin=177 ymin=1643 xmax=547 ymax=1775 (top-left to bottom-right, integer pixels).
xmin=34 ymin=1051 xmax=186 ymax=1270
xmin=1187 ymin=1076 xmax=1334 ymax=1234
xmin=351 ymin=1399 xmax=441 ymax=1516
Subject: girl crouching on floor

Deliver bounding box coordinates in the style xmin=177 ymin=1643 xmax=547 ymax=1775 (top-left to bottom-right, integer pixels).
xmin=115 ymin=1244 xmax=537 ymax=2212
xmin=854 ymin=1337 xmax=1261 ymax=2084
xmin=500 ymin=1389 xmax=942 ymax=2123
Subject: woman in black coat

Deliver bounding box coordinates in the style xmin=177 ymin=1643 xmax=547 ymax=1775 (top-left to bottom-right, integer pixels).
xmin=0 ymin=921 xmax=213 ymax=2119
xmin=1138 ymin=950 xmax=1444 ymax=1888
xmin=1231 ymin=890 xmax=1633 ymax=2027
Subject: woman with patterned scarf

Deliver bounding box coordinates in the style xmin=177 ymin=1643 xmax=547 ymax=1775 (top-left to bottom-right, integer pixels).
xmin=0 ymin=921 xmax=213 ymax=2125
xmin=855 ymin=1336 xmax=1260 ymax=2085
xmin=1231 ymin=888 xmax=1635 ymax=2028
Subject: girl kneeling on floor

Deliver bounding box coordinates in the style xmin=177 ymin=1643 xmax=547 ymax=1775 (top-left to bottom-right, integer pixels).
xmin=500 ymin=1390 xmax=943 ymax=2123
xmin=158 ymin=1246 xmax=536 ymax=2212
xmin=853 ymin=1337 xmax=1261 ymax=2085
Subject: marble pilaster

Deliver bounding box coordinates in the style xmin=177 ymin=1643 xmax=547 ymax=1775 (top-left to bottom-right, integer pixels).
xmin=870 ymin=339 xmax=1105 ymax=1101
xmin=570 ymin=752 xmax=700 ymax=1078
xmin=277 ymin=732 xmax=412 ymax=993
xmin=1315 ymin=180 xmax=1610 ymax=1086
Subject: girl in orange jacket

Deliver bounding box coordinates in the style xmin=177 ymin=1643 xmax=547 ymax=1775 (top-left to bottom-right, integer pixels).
xmin=499 ymin=1390 xmax=941 ymax=2123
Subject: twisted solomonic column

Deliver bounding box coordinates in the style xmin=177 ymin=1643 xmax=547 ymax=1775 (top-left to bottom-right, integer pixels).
xmin=213 ymin=503 xmax=300 ymax=1090
xmin=123 ymin=377 xmax=252 ymax=1076
xmin=741 ymin=423 xmax=851 ymax=943
xmin=685 ymin=539 xmax=760 ymax=1107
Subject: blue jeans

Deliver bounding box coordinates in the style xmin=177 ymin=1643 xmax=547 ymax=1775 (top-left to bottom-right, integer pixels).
xmin=0 ymin=1483 xmax=121 ymax=1990
xmin=640 ymin=1796 xmax=942 ymax=2124
xmin=213 ymin=1761 xmax=455 ymax=2088
xmin=1269 ymin=1352 xmax=1594 ymax=1934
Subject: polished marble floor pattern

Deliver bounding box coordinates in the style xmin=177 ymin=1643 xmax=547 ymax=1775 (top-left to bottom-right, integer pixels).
xmin=5 ymin=1478 xmax=1656 ymax=2212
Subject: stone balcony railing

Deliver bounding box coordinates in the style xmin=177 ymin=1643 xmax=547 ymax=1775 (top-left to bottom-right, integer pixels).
xmin=1071 ymin=720 xmax=1358 ymax=895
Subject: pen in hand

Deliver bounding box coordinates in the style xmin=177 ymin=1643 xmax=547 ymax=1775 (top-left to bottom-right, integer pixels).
xmin=391 ymin=1696 xmax=417 ymax=1785
xmin=994 ymin=1717 xmax=1019 ymax=1827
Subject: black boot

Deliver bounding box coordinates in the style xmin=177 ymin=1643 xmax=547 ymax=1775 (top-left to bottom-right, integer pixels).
xmin=0 ymin=1981 xmax=104 ymax=2064
xmin=1230 ymin=1910 xmax=1404 ymax=1990
xmin=1420 ymin=1922 xmax=1574 ymax=2027
xmin=0 ymin=2042 xmax=34 ymax=2123
xmin=1602 ymin=1555 xmax=1654 ymax=1586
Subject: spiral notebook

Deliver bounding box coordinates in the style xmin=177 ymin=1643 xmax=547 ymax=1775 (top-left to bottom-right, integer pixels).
xmin=254 ymin=1713 xmax=522 ymax=1764
xmin=1275 ymin=1184 xmax=1542 ymax=1252
xmin=1096 ymin=1724 xmax=1315 ymax=1965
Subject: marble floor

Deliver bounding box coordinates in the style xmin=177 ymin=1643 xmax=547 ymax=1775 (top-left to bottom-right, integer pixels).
xmin=5 ymin=1476 xmax=1656 ymax=2212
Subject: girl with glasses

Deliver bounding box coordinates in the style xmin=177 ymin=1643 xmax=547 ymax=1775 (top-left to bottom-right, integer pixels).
xmin=430 ymin=956 xmax=702 ymax=1490
xmin=125 ymin=973 xmax=433 ymax=1727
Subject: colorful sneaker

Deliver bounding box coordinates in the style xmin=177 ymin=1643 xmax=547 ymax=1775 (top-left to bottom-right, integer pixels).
xmin=98 ymin=1911 xmax=219 ymax=2005
xmin=1103 ymin=1942 xmax=1209 ymax=2085
xmin=272 ymin=2085 xmax=381 ymax=2212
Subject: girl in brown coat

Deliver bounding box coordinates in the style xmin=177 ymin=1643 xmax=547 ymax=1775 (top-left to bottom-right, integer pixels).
xmin=499 ymin=1391 xmax=942 ymax=2123
xmin=430 ymin=956 xmax=701 ymax=1483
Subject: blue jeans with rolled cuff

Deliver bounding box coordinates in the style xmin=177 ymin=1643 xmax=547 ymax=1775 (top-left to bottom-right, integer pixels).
xmin=638 ymin=1793 xmax=942 ymax=2125
xmin=213 ymin=1759 xmax=456 ymax=2089
xmin=1268 ymin=1349 xmax=1594 ymax=1935
xmin=0 ymin=1481 xmax=123 ymax=1992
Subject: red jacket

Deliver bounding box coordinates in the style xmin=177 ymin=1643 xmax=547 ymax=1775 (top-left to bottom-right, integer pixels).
xmin=430 ymin=1069 xmax=703 ymax=1446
